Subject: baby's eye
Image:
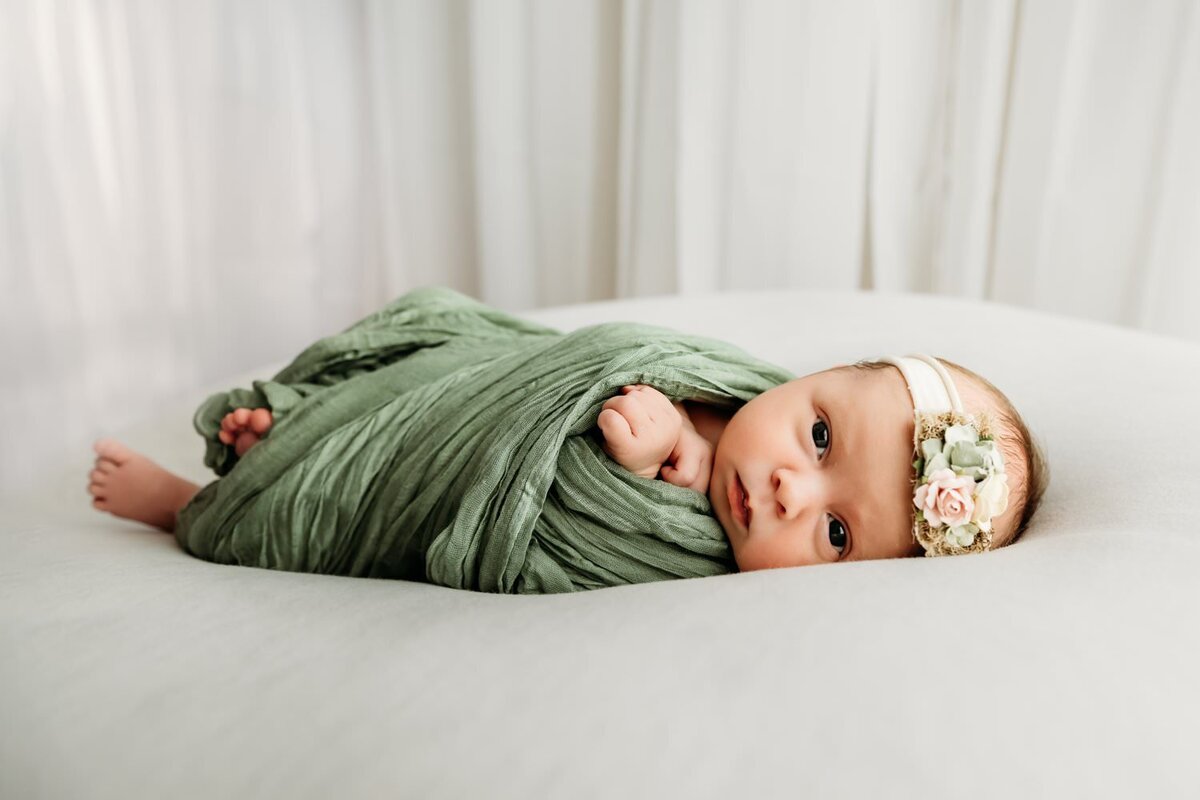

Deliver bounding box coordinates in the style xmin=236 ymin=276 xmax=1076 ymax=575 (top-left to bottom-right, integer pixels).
xmin=827 ymin=516 xmax=848 ymax=558
xmin=811 ymin=419 xmax=830 ymax=456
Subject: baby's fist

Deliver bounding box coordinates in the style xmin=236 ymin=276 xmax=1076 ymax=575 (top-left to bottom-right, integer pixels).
xmin=660 ymin=427 xmax=714 ymax=494
xmin=597 ymin=385 xmax=683 ymax=480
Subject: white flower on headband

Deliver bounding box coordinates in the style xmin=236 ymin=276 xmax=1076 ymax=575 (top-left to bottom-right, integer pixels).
xmin=971 ymin=474 xmax=1010 ymax=533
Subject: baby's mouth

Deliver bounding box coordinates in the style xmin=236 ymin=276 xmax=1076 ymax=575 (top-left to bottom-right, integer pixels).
xmin=730 ymin=472 xmax=752 ymax=531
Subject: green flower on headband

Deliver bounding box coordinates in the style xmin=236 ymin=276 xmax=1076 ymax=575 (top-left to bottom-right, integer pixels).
xmin=946 ymin=522 xmax=980 ymax=548
xmin=948 ymin=440 xmax=986 ymax=480
xmin=944 ymin=424 xmax=978 ymax=446
xmin=919 ymin=438 xmax=946 ymax=476
xmin=916 ymin=425 xmax=1001 ymax=481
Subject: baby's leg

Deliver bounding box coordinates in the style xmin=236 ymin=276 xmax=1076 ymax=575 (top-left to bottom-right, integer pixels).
xmin=88 ymin=439 xmax=202 ymax=533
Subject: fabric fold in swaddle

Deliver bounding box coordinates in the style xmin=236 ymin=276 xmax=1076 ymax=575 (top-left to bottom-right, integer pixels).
xmin=175 ymin=287 xmax=793 ymax=593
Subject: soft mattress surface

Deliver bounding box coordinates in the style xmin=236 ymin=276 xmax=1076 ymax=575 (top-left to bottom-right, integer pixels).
xmin=2 ymin=289 xmax=1197 ymax=799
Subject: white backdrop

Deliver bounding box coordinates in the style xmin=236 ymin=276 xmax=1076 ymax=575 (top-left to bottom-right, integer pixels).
xmin=2 ymin=0 xmax=1199 ymax=497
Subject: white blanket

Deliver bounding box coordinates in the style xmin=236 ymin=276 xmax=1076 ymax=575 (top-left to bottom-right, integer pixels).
xmin=3 ymin=289 xmax=1197 ymax=799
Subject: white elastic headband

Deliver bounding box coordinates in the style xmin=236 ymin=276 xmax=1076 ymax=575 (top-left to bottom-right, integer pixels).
xmin=881 ymin=353 xmax=1009 ymax=557
xmin=881 ymin=354 xmax=963 ymax=414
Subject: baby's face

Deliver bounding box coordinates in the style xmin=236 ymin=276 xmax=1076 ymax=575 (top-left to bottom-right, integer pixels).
xmin=711 ymin=367 xmax=923 ymax=570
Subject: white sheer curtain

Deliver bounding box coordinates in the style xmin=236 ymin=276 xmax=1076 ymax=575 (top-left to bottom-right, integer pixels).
xmin=3 ymin=0 xmax=1198 ymax=496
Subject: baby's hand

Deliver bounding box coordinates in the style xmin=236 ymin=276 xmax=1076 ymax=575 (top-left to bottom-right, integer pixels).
xmin=660 ymin=427 xmax=713 ymax=495
xmin=598 ymin=385 xmax=682 ymax=480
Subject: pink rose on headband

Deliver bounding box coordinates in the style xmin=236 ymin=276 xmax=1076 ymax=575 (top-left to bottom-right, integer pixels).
xmin=913 ymin=468 xmax=976 ymax=528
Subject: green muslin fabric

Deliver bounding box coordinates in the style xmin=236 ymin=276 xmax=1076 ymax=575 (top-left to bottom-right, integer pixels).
xmin=174 ymin=287 xmax=794 ymax=593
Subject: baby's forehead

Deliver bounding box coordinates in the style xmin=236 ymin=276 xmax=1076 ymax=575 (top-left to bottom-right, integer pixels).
xmin=809 ymin=364 xmax=909 ymax=405
xmin=788 ymin=367 xmax=910 ymax=429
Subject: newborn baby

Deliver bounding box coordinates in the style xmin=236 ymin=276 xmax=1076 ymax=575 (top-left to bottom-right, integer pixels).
xmin=596 ymin=357 xmax=1047 ymax=568
xmin=87 ymin=287 xmax=1047 ymax=590
xmin=91 ymin=355 xmax=1047 ymax=572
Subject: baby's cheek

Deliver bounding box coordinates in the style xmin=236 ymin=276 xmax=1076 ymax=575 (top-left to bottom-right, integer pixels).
xmin=734 ymin=534 xmax=816 ymax=571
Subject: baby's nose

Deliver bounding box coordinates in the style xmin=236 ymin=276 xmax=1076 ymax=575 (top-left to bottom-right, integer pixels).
xmin=771 ymin=467 xmax=819 ymax=520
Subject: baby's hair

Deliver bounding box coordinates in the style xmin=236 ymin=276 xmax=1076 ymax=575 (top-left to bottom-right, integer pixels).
xmin=840 ymin=358 xmax=1049 ymax=549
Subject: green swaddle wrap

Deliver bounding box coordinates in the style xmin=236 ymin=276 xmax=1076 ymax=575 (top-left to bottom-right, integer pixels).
xmin=174 ymin=287 xmax=794 ymax=593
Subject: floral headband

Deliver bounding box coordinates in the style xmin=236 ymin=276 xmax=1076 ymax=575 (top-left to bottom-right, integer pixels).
xmin=881 ymin=355 xmax=1010 ymax=557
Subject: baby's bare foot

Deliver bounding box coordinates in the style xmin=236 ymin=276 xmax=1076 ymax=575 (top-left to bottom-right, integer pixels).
xmin=88 ymin=439 xmax=201 ymax=532
xmin=218 ymin=407 xmax=273 ymax=456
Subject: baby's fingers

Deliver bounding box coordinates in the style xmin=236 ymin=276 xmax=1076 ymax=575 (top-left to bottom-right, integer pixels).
xmin=602 ymin=394 xmax=651 ymax=435
xmin=597 ymin=408 xmax=633 ymax=442
xmin=663 ymin=434 xmax=712 ymax=492
xmin=662 ymin=452 xmax=699 ymax=488
xmin=659 ymin=463 xmax=689 ymax=487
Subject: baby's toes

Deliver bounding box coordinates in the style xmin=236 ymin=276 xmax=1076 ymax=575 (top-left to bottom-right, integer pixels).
xmin=218 ymin=429 xmax=235 ymax=445
xmin=93 ymin=438 xmax=133 ymax=466
xmin=221 ymin=412 xmax=240 ymax=432
xmin=88 ymin=473 xmax=107 ymax=502
xmin=234 ymin=431 xmax=258 ymax=457
xmin=249 ymin=408 xmax=273 ymax=434
xmin=232 ymin=408 xmax=251 ymax=426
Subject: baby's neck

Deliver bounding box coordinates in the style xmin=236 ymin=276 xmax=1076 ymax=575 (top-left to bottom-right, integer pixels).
xmin=681 ymin=400 xmax=733 ymax=451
